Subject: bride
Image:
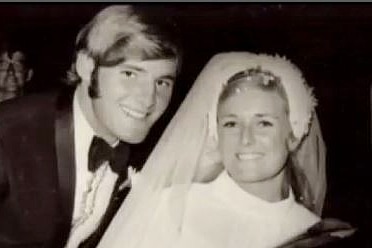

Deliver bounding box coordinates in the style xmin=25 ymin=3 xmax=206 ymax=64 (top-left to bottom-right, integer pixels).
xmin=98 ymin=52 xmax=355 ymax=248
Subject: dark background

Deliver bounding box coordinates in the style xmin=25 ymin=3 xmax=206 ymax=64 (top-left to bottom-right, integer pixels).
xmin=0 ymin=3 xmax=370 ymax=247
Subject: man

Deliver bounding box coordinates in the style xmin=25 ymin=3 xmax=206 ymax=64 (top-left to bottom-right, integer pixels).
xmin=0 ymin=42 xmax=33 ymax=102
xmin=0 ymin=5 xmax=182 ymax=248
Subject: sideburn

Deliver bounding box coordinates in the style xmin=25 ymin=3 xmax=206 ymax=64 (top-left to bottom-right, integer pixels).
xmin=88 ymin=63 xmax=100 ymax=98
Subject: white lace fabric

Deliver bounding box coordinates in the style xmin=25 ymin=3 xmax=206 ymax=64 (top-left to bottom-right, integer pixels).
xmin=65 ymin=164 xmax=118 ymax=248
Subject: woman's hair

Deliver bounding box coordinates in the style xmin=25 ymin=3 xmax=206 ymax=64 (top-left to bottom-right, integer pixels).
xmin=219 ymin=67 xmax=290 ymax=114
xmin=66 ymin=5 xmax=183 ymax=97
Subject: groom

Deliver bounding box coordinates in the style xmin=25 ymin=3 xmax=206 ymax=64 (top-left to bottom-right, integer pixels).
xmin=0 ymin=5 xmax=181 ymax=248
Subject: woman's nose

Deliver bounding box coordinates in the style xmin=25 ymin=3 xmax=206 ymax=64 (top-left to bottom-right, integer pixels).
xmin=241 ymin=125 xmax=255 ymax=145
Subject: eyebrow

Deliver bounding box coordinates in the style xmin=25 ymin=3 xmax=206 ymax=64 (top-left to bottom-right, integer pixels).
xmin=219 ymin=113 xmax=279 ymax=119
xmin=255 ymin=113 xmax=279 ymax=119
xmin=219 ymin=114 xmax=238 ymax=119
xmin=122 ymin=64 xmax=176 ymax=80
xmin=122 ymin=64 xmax=146 ymax=72
xmin=159 ymin=75 xmax=176 ymax=81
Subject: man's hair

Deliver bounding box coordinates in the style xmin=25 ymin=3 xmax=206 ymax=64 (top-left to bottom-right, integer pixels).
xmin=67 ymin=5 xmax=182 ymax=97
xmin=0 ymin=35 xmax=32 ymax=69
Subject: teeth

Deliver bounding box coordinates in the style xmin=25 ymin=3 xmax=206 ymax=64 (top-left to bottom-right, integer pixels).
xmin=120 ymin=106 xmax=147 ymax=119
xmin=237 ymin=153 xmax=262 ymax=160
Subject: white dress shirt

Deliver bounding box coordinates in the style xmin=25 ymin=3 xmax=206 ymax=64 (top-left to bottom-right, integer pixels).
xmin=65 ymin=92 xmax=119 ymax=248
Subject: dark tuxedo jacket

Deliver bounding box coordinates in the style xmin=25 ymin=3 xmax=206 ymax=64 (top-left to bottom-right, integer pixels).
xmin=0 ymin=87 xmax=133 ymax=248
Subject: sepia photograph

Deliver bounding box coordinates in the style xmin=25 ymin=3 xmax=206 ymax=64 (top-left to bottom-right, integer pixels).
xmin=0 ymin=3 xmax=370 ymax=248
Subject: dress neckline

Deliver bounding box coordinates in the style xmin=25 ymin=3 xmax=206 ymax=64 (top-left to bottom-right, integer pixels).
xmin=211 ymin=170 xmax=295 ymax=216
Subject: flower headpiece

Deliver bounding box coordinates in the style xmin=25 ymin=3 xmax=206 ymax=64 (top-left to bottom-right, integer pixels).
xmin=227 ymin=66 xmax=279 ymax=86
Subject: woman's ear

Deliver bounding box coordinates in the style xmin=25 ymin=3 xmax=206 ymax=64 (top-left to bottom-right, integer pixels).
xmin=287 ymin=133 xmax=301 ymax=152
xmin=75 ymin=52 xmax=94 ymax=83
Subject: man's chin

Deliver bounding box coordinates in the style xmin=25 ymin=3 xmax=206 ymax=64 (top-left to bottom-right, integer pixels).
xmin=0 ymin=90 xmax=20 ymax=96
xmin=4 ymin=87 xmax=21 ymax=93
xmin=119 ymin=130 xmax=148 ymax=144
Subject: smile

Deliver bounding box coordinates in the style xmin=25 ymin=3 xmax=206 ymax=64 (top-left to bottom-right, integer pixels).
xmin=236 ymin=153 xmax=263 ymax=160
xmin=119 ymin=105 xmax=149 ymax=119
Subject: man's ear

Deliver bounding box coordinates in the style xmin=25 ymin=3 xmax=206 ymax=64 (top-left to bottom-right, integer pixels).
xmin=26 ymin=69 xmax=33 ymax=82
xmin=287 ymin=133 xmax=301 ymax=152
xmin=75 ymin=52 xmax=94 ymax=83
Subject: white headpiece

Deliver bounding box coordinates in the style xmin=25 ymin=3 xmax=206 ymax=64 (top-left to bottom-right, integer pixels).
xmin=207 ymin=53 xmax=317 ymax=144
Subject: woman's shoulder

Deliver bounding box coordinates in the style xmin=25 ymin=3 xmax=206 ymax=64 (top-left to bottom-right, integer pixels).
xmin=290 ymin=201 xmax=321 ymax=224
xmin=159 ymin=182 xmax=215 ymax=202
xmin=156 ymin=181 xmax=224 ymax=219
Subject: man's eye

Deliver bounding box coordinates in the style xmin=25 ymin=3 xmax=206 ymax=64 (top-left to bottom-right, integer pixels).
xmin=223 ymin=121 xmax=237 ymax=128
xmin=121 ymin=70 xmax=136 ymax=78
xmin=156 ymin=79 xmax=173 ymax=88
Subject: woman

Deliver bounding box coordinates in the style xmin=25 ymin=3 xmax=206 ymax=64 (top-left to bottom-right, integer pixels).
xmin=98 ymin=52 xmax=355 ymax=248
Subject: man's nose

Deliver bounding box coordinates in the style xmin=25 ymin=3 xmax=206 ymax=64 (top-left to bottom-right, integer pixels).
xmin=136 ymin=77 xmax=156 ymax=109
xmin=241 ymin=125 xmax=255 ymax=145
xmin=6 ymin=65 xmax=15 ymax=76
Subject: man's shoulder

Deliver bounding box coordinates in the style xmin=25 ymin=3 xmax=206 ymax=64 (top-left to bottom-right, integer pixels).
xmin=0 ymin=91 xmax=58 ymax=123
xmin=0 ymin=90 xmax=61 ymax=132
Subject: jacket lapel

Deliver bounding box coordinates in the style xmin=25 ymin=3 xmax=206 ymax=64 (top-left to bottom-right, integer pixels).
xmin=54 ymin=86 xmax=76 ymax=248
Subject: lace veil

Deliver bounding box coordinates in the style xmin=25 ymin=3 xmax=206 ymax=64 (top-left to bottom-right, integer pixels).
xmin=98 ymin=52 xmax=327 ymax=248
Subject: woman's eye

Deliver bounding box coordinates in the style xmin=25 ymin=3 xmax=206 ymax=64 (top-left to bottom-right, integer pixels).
xmin=121 ymin=70 xmax=136 ymax=78
xmin=258 ymin=120 xmax=273 ymax=128
xmin=223 ymin=121 xmax=237 ymax=128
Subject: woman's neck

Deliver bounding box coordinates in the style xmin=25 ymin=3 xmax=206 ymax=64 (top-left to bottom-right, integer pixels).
xmin=235 ymin=171 xmax=289 ymax=202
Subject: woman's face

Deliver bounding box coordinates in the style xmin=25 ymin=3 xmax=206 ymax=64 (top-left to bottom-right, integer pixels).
xmin=217 ymin=85 xmax=293 ymax=185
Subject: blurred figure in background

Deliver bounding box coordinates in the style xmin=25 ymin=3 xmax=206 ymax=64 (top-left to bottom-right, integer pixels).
xmin=0 ymin=39 xmax=33 ymax=102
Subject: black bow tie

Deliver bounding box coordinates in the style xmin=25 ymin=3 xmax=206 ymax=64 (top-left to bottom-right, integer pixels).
xmin=88 ymin=136 xmax=130 ymax=174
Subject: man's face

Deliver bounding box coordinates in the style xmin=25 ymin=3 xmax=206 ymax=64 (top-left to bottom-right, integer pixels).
xmin=92 ymin=58 xmax=178 ymax=144
xmin=0 ymin=51 xmax=29 ymax=93
xmin=217 ymin=86 xmax=292 ymax=185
